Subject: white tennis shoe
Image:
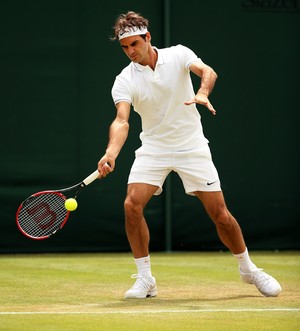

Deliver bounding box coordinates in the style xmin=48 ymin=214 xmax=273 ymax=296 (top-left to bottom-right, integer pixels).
xmin=239 ymin=267 xmax=282 ymax=297
xmin=125 ymin=274 xmax=157 ymax=299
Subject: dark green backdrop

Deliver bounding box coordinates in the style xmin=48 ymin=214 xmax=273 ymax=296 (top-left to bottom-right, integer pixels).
xmin=0 ymin=0 xmax=299 ymax=253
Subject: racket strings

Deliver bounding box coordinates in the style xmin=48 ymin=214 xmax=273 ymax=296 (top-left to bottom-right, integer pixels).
xmin=17 ymin=193 xmax=68 ymax=238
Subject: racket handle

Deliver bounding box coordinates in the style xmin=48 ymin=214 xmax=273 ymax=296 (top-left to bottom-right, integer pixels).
xmin=83 ymin=170 xmax=100 ymax=186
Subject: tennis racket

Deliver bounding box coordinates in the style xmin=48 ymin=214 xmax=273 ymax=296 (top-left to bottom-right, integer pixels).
xmin=16 ymin=170 xmax=100 ymax=240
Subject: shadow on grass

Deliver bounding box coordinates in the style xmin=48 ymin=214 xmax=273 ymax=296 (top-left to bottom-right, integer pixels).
xmin=98 ymin=294 xmax=261 ymax=311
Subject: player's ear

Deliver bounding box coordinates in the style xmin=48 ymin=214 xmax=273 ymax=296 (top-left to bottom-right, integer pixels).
xmin=146 ymin=31 xmax=151 ymax=42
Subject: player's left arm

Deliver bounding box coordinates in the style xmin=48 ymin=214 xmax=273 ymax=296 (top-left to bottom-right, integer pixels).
xmin=185 ymin=60 xmax=218 ymax=115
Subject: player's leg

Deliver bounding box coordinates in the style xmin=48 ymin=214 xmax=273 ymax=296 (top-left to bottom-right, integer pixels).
xmin=194 ymin=191 xmax=245 ymax=254
xmin=124 ymin=183 xmax=158 ymax=258
xmin=124 ymin=183 xmax=158 ymax=299
xmin=124 ymin=150 xmax=171 ymax=299
xmin=195 ymin=190 xmax=281 ymax=297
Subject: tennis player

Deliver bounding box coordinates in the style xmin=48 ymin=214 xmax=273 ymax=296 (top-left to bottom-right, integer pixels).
xmin=98 ymin=11 xmax=281 ymax=299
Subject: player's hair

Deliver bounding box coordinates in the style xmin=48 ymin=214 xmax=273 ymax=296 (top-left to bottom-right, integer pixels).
xmin=111 ymin=11 xmax=149 ymax=41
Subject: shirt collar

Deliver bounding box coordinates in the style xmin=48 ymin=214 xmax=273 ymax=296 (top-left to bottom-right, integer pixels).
xmin=133 ymin=47 xmax=164 ymax=71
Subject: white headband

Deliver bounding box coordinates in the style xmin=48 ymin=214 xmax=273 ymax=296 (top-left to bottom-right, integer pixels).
xmin=118 ymin=27 xmax=148 ymax=40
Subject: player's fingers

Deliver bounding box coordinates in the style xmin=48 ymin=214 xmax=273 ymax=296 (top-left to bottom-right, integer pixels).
xmin=185 ymin=99 xmax=216 ymax=115
xmin=104 ymin=162 xmax=113 ymax=173
xmin=207 ymin=103 xmax=216 ymax=115
xmin=100 ymin=162 xmax=114 ymax=178
xmin=184 ymin=99 xmax=196 ymax=105
xmin=97 ymin=161 xmax=106 ymax=178
xmin=97 ymin=169 xmax=104 ymax=179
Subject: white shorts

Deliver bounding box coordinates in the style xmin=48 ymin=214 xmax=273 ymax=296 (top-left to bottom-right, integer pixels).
xmin=128 ymin=144 xmax=221 ymax=196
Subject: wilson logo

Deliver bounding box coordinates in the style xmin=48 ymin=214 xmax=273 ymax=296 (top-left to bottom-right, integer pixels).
xmin=26 ymin=202 xmax=56 ymax=229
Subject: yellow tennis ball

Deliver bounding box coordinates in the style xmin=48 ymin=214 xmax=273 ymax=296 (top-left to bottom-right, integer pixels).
xmin=64 ymin=198 xmax=78 ymax=211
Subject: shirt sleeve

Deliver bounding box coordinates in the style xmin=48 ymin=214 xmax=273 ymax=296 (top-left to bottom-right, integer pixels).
xmin=176 ymin=44 xmax=203 ymax=69
xmin=111 ymin=74 xmax=132 ymax=105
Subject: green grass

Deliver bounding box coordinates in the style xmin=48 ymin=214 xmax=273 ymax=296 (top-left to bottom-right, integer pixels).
xmin=0 ymin=251 xmax=299 ymax=330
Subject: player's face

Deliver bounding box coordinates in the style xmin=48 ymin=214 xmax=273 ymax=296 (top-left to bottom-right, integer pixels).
xmin=120 ymin=34 xmax=149 ymax=64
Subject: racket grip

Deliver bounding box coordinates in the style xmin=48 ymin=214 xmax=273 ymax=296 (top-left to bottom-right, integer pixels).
xmin=83 ymin=170 xmax=100 ymax=186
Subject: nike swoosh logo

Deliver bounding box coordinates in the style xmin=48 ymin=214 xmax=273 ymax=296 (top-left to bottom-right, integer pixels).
xmin=207 ymin=181 xmax=217 ymax=186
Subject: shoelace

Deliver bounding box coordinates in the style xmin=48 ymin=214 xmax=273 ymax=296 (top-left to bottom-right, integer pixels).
xmin=130 ymin=274 xmax=152 ymax=291
xmin=241 ymin=268 xmax=280 ymax=296
xmin=249 ymin=270 xmax=277 ymax=293
xmin=252 ymin=270 xmax=272 ymax=284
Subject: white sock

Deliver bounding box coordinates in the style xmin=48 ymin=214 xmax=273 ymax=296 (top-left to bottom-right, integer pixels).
xmin=134 ymin=255 xmax=152 ymax=277
xmin=234 ymin=247 xmax=258 ymax=273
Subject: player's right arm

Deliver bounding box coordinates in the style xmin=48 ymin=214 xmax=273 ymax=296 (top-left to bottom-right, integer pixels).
xmin=98 ymin=101 xmax=130 ymax=177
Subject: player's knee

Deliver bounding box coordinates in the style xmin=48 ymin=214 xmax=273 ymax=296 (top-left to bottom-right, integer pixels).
xmin=213 ymin=209 xmax=234 ymax=229
xmin=124 ymin=196 xmax=143 ymax=219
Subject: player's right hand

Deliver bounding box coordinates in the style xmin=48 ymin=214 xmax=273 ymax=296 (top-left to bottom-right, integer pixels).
xmin=97 ymin=158 xmax=114 ymax=178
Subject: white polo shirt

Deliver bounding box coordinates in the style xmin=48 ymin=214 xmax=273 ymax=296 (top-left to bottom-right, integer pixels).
xmin=111 ymin=44 xmax=209 ymax=152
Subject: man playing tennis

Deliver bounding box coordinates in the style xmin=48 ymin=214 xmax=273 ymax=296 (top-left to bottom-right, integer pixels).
xmin=98 ymin=11 xmax=281 ymax=299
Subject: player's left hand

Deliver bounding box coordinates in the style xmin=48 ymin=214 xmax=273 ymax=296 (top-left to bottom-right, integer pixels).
xmin=184 ymin=93 xmax=216 ymax=115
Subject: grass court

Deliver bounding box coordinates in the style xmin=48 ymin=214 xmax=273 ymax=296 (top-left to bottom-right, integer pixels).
xmin=0 ymin=251 xmax=299 ymax=330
